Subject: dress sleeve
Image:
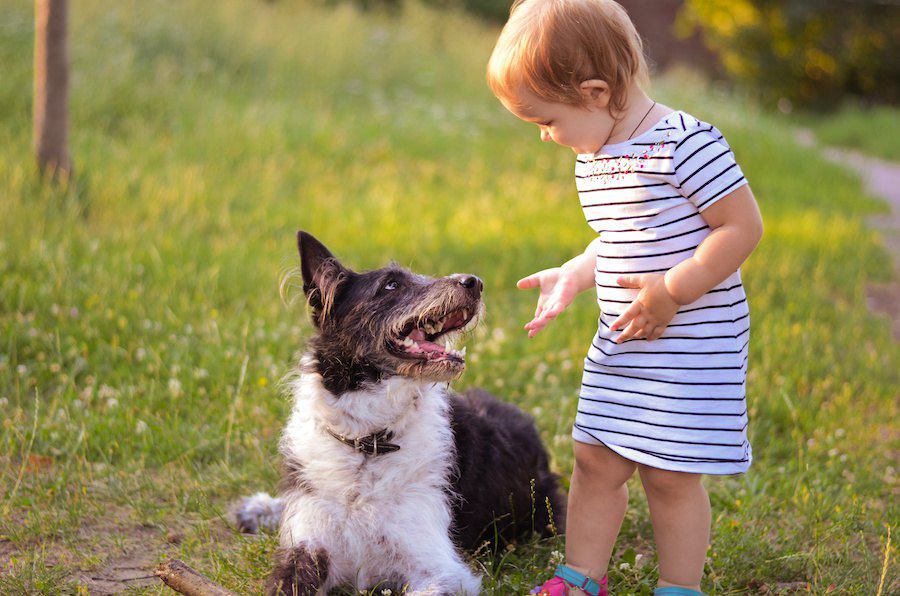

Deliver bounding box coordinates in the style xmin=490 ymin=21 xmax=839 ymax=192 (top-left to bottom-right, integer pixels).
xmin=673 ymin=123 xmax=748 ymax=212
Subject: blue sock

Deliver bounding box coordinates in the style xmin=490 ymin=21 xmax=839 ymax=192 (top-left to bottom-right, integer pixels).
xmin=653 ymin=587 xmax=706 ymax=596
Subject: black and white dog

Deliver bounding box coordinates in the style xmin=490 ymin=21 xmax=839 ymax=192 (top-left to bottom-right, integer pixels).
xmin=236 ymin=232 xmax=564 ymax=595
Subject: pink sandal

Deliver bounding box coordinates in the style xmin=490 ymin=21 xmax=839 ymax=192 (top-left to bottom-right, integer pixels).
xmin=530 ymin=564 xmax=609 ymax=596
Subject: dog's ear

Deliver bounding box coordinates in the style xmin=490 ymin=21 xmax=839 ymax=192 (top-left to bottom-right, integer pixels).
xmin=298 ymin=231 xmax=349 ymax=327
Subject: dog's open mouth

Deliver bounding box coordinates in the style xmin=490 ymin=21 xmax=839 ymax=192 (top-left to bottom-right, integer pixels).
xmin=390 ymin=307 xmax=474 ymax=364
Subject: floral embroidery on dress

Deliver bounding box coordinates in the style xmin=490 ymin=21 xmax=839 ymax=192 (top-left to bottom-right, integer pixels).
xmin=583 ymin=131 xmax=673 ymax=181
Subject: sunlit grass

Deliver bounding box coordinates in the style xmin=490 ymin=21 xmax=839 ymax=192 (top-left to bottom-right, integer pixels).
xmin=0 ymin=1 xmax=897 ymax=593
xmin=796 ymin=103 xmax=900 ymax=161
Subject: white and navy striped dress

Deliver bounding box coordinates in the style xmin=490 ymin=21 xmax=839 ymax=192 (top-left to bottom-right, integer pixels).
xmin=571 ymin=111 xmax=752 ymax=475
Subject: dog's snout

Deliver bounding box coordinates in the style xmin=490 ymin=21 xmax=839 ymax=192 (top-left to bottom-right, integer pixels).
xmin=457 ymin=275 xmax=483 ymax=295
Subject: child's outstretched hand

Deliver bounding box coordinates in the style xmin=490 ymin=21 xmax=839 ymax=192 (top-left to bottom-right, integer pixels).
xmin=610 ymin=273 xmax=681 ymax=342
xmin=517 ymin=268 xmax=580 ymax=338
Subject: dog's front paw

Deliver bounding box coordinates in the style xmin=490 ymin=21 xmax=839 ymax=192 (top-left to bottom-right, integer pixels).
xmin=266 ymin=546 xmax=330 ymax=596
xmin=406 ymin=570 xmax=481 ymax=596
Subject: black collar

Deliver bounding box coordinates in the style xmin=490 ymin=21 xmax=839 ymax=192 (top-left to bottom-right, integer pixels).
xmin=324 ymin=426 xmax=400 ymax=456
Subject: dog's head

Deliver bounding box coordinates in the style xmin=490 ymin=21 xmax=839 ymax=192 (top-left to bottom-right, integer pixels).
xmin=297 ymin=231 xmax=483 ymax=386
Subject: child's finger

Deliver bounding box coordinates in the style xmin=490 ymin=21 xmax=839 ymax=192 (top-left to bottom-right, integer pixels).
xmin=616 ymin=274 xmax=646 ymax=289
xmin=640 ymin=322 xmax=657 ymax=340
xmin=517 ymin=274 xmax=542 ymax=290
xmin=648 ymin=325 xmax=666 ymax=341
xmin=615 ymin=319 xmax=641 ymax=343
xmin=610 ymin=301 xmax=641 ymax=331
xmin=543 ymin=302 xmax=562 ymax=319
xmin=527 ymin=319 xmax=548 ymax=338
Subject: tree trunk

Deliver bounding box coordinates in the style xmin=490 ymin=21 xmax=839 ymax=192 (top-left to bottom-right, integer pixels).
xmin=34 ymin=0 xmax=71 ymax=180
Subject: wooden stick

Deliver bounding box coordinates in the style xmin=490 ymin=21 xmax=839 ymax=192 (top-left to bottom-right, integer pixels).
xmin=155 ymin=559 xmax=237 ymax=596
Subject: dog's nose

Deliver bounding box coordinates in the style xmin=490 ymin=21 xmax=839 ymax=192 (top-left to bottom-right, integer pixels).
xmin=457 ymin=275 xmax=483 ymax=295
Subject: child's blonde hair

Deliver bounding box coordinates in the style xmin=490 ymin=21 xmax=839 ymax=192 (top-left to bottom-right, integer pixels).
xmin=487 ymin=0 xmax=648 ymax=113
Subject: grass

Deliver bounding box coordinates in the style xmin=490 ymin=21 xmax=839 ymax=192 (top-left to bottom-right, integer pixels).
xmin=796 ymin=103 xmax=900 ymax=162
xmin=1 ymin=0 xmax=898 ymax=593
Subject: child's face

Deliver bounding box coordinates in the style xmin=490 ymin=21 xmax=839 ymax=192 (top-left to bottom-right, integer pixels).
xmin=502 ymin=88 xmax=616 ymax=155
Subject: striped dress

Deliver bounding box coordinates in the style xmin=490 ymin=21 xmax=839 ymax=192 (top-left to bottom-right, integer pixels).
xmin=571 ymin=111 xmax=752 ymax=475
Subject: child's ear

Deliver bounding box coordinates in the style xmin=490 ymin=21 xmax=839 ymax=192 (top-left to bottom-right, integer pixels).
xmin=579 ymin=79 xmax=610 ymax=108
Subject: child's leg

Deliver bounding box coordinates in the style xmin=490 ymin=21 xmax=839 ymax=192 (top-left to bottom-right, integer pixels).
xmin=637 ymin=465 xmax=710 ymax=591
xmin=565 ymin=441 xmax=637 ymax=586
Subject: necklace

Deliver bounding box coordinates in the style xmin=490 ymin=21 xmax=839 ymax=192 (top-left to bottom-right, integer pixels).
xmin=592 ymin=100 xmax=658 ymax=161
xmin=627 ymin=100 xmax=657 ymax=140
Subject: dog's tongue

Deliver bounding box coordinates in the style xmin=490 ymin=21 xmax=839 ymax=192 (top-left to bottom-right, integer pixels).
xmin=408 ymin=329 xmax=446 ymax=355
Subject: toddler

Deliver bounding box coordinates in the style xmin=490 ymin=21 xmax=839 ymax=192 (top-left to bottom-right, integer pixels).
xmin=487 ymin=1 xmax=764 ymax=595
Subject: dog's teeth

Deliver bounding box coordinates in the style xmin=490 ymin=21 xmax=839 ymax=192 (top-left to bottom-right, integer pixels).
xmin=463 ymin=309 xmax=469 ymax=320
xmin=402 ymin=338 xmax=414 ymax=347
xmin=435 ymin=320 xmax=444 ymax=333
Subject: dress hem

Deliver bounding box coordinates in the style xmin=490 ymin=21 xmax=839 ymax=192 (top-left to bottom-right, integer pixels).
xmin=572 ymin=425 xmax=751 ymax=476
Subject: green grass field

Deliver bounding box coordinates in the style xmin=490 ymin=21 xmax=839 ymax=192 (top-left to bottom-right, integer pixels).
xmin=797 ymin=104 xmax=900 ymax=162
xmin=1 ymin=1 xmax=897 ymax=593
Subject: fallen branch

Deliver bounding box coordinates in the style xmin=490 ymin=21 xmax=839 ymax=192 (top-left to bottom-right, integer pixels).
xmin=155 ymin=559 xmax=237 ymax=596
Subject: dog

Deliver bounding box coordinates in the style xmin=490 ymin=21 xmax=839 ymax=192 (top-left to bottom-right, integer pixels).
xmin=235 ymin=232 xmax=565 ymax=595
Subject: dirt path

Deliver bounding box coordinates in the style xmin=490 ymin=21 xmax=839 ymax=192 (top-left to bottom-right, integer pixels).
xmin=796 ymin=130 xmax=900 ymax=340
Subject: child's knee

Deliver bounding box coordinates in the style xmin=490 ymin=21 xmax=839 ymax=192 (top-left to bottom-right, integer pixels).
xmin=638 ymin=464 xmax=703 ymax=498
xmin=573 ymin=440 xmax=635 ymax=486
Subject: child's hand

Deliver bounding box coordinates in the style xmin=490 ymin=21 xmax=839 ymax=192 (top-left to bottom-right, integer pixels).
xmin=610 ymin=273 xmax=680 ymax=342
xmin=517 ymin=268 xmax=580 ymax=338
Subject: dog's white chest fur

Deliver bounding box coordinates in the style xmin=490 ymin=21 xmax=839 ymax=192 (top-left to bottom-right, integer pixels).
xmin=275 ymin=362 xmax=480 ymax=594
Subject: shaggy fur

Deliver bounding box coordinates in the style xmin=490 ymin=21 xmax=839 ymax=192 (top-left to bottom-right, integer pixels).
xmin=237 ymin=232 xmax=565 ymax=595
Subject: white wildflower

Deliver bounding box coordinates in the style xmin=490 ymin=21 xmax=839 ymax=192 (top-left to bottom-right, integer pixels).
xmin=135 ymin=420 xmax=149 ymax=434
xmin=106 ymin=398 xmax=119 ymax=409
xmin=619 ymin=562 xmax=630 ymax=570
xmin=168 ymin=378 xmax=183 ymax=398
xmin=98 ymin=385 xmax=119 ymax=400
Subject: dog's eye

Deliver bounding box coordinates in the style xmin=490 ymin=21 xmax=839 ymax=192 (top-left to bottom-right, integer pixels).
xmin=383 ymin=280 xmax=399 ymax=291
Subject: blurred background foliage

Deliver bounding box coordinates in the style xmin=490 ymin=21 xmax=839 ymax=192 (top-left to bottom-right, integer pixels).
xmin=677 ymin=0 xmax=900 ymax=107
xmin=317 ymin=0 xmax=899 ymax=109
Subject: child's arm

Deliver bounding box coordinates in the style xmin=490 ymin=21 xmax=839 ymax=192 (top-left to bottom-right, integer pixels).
xmin=610 ymin=185 xmax=763 ymax=342
xmin=517 ymin=238 xmax=600 ymax=338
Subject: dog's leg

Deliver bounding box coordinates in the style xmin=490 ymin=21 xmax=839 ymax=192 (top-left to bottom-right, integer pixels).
xmin=398 ymin=534 xmax=481 ymax=596
xmin=266 ymin=545 xmax=330 ymax=596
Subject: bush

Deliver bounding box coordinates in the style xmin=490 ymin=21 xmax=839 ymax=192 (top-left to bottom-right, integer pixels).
xmin=677 ymin=0 xmax=899 ymax=107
